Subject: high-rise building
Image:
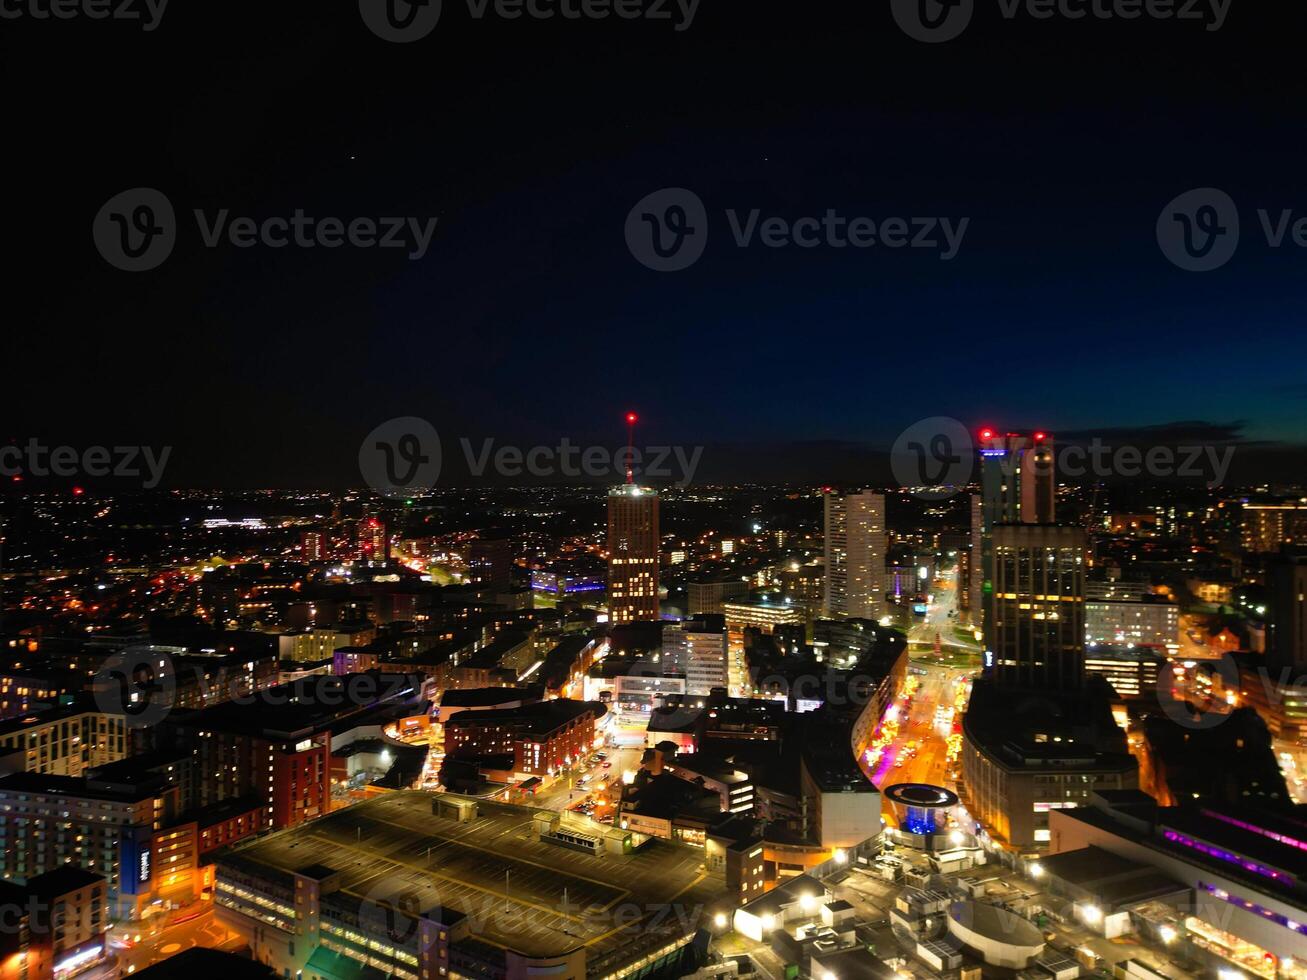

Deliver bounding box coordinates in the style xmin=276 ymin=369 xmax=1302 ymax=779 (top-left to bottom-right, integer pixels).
xmin=607 ymin=485 xmax=660 ymax=624
xmin=1269 ymin=547 xmax=1307 ymax=674
xmin=662 ymin=614 xmax=729 ymax=694
xmin=990 ymin=523 xmax=1088 ymax=691
xmin=979 ymin=431 xmax=1055 ymax=526
xmin=822 ymin=490 xmax=886 ymax=622
xmin=357 ymin=517 xmax=388 ymax=564
xmin=468 ymin=537 xmax=514 ymax=592
xmin=301 ymin=530 xmax=324 ymax=561
xmin=1241 ymin=499 xmax=1307 ymax=553
xmin=978 ymin=429 xmax=1055 ymax=652
xmin=963 ymin=493 xmax=983 ymax=629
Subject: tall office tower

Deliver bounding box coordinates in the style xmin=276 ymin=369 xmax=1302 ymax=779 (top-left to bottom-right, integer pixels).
xmin=358 ymin=517 xmax=388 ymax=564
xmin=608 ymin=485 xmax=660 ymax=624
xmin=1269 ymin=548 xmax=1307 ymax=673
xmin=823 ymin=490 xmax=886 ymax=622
xmin=979 ymin=430 xmax=1055 ymax=651
xmin=301 ymin=531 xmax=324 ymax=562
xmin=468 ymin=537 xmax=514 ymax=592
xmin=965 ymin=493 xmax=983 ymax=629
xmin=990 ymin=523 xmax=1087 ymax=691
xmin=979 ymin=431 xmax=1055 ymax=526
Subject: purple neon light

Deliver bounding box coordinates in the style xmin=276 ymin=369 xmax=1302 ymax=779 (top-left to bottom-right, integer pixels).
xmin=1164 ymin=830 xmax=1294 ymax=887
xmin=1200 ymin=809 xmax=1307 ymax=855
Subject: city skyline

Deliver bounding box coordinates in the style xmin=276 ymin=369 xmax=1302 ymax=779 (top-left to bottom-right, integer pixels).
xmin=4 ymin=2 xmax=1307 ymax=979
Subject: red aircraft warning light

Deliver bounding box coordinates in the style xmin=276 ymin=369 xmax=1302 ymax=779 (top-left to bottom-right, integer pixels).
xmin=979 ymin=428 xmax=995 ymax=441
xmin=624 ymin=412 xmax=639 ymax=484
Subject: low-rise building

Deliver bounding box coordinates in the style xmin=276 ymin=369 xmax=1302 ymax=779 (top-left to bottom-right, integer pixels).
xmin=1049 ymin=792 xmax=1307 ymax=980
xmin=1085 ymin=596 xmax=1179 ymax=653
xmin=444 ymin=699 xmax=604 ymax=777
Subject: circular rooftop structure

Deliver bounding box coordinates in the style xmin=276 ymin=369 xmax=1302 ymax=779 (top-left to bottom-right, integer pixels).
xmin=947 ymin=901 xmax=1045 ymax=969
xmin=884 ymin=783 xmax=959 ymax=809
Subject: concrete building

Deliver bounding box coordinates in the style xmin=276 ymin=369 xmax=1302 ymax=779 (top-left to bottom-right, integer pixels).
xmin=608 ymin=485 xmax=660 ymax=624
xmin=215 ymin=792 xmax=719 ymax=980
xmin=467 ymin=537 xmax=514 ymax=592
xmin=978 ymin=430 xmax=1056 ymax=649
xmin=724 ymin=600 xmax=804 ymax=695
xmin=1049 ymin=792 xmax=1307 ymax=980
xmin=990 ymin=524 xmax=1088 ymax=691
xmin=0 ymin=868 xmax=109 ymax=980
xmin=823 ymin=490 xmax=886 ymax=622
xmin=960 ymin=709 xmax=1138 ymax=849
xmin=1083 ymin=644 xmax=1166 ymax=701
xmin=1242 ymin=500 xmax=1307 ymax=554
xmin=0 ymin=771 xmax=173 ymax=919
xmin=663 ymin=614 xmax=729 ymax=694
xmin=688 ymin=579 xmax=750 ymax=617
xmin=0 ymin=701 xmax=129 ymax=778
xmin=1085 ymin=596 xmax=1179 ymax=654
xmin=1269 ymin=548 xmax=1307 ymax=675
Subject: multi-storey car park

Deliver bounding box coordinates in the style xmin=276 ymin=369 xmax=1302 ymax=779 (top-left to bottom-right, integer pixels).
xmin=213 ymin=791 xmax=727 ymax=980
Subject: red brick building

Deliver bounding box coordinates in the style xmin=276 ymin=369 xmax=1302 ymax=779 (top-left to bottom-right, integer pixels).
xmin=163 ymin=673 xmax=426 ymax=830
xmin=444 ymin=699 xmax=605 ymax=776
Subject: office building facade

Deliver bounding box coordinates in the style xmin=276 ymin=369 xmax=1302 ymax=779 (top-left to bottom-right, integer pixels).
xmin=607 ymin=486 xmax=660 ymax=624
xmin=990 ymin=523 xmax=1088 ymax=692
xmin=823 ymin=490 xmax=886 ymax=622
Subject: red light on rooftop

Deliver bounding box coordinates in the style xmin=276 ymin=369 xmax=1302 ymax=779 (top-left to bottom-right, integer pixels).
xmin=979 ymin=428 xmax=995 ymax=441
xmin=1034 ymin=432 xmax=1047 ymax=441
xmin=625 ymin=412 xmax=638 ymax=425
xmin=72 ymin=486 xmax=85 ymax=496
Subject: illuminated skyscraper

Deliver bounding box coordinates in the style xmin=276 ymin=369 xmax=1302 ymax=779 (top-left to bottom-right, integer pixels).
xmin=823 ymin=490 xmax=886 ymax=622
xmin=963 ymin=492 xmax=983 ymax=630
xmin=990 ymin=523 xmax=1087 ymax=691
xmin=301 ymin=531 xmax=324 ymax=562
xmin=358 ymin=517 xmax=388 ymax=565
xmin=978 ymin=429 xmax=1055 ymax=652
xmin=607 ymin=485 xmax=660 ymax=624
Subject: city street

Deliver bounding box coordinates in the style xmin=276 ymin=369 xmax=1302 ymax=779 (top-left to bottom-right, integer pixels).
xmin=905 ymin=565 xmax=982 ymax=663
xmin=100 ymin=905 xmax=246 ymax=977
xmin=863 ymin=567 xmax=977 ymax=804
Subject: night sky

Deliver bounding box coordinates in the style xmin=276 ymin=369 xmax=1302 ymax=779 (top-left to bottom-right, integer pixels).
xmin=4 ymin=0 xmax=1306 ymax=487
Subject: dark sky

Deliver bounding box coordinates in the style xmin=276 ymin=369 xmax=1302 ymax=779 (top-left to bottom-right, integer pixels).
xmin=3 ymin=0 xmax=1305 ymax=488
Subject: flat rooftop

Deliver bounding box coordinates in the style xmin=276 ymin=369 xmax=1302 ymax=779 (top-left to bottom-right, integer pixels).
xmin=218 ymin=791 xmax=720 ymax=966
